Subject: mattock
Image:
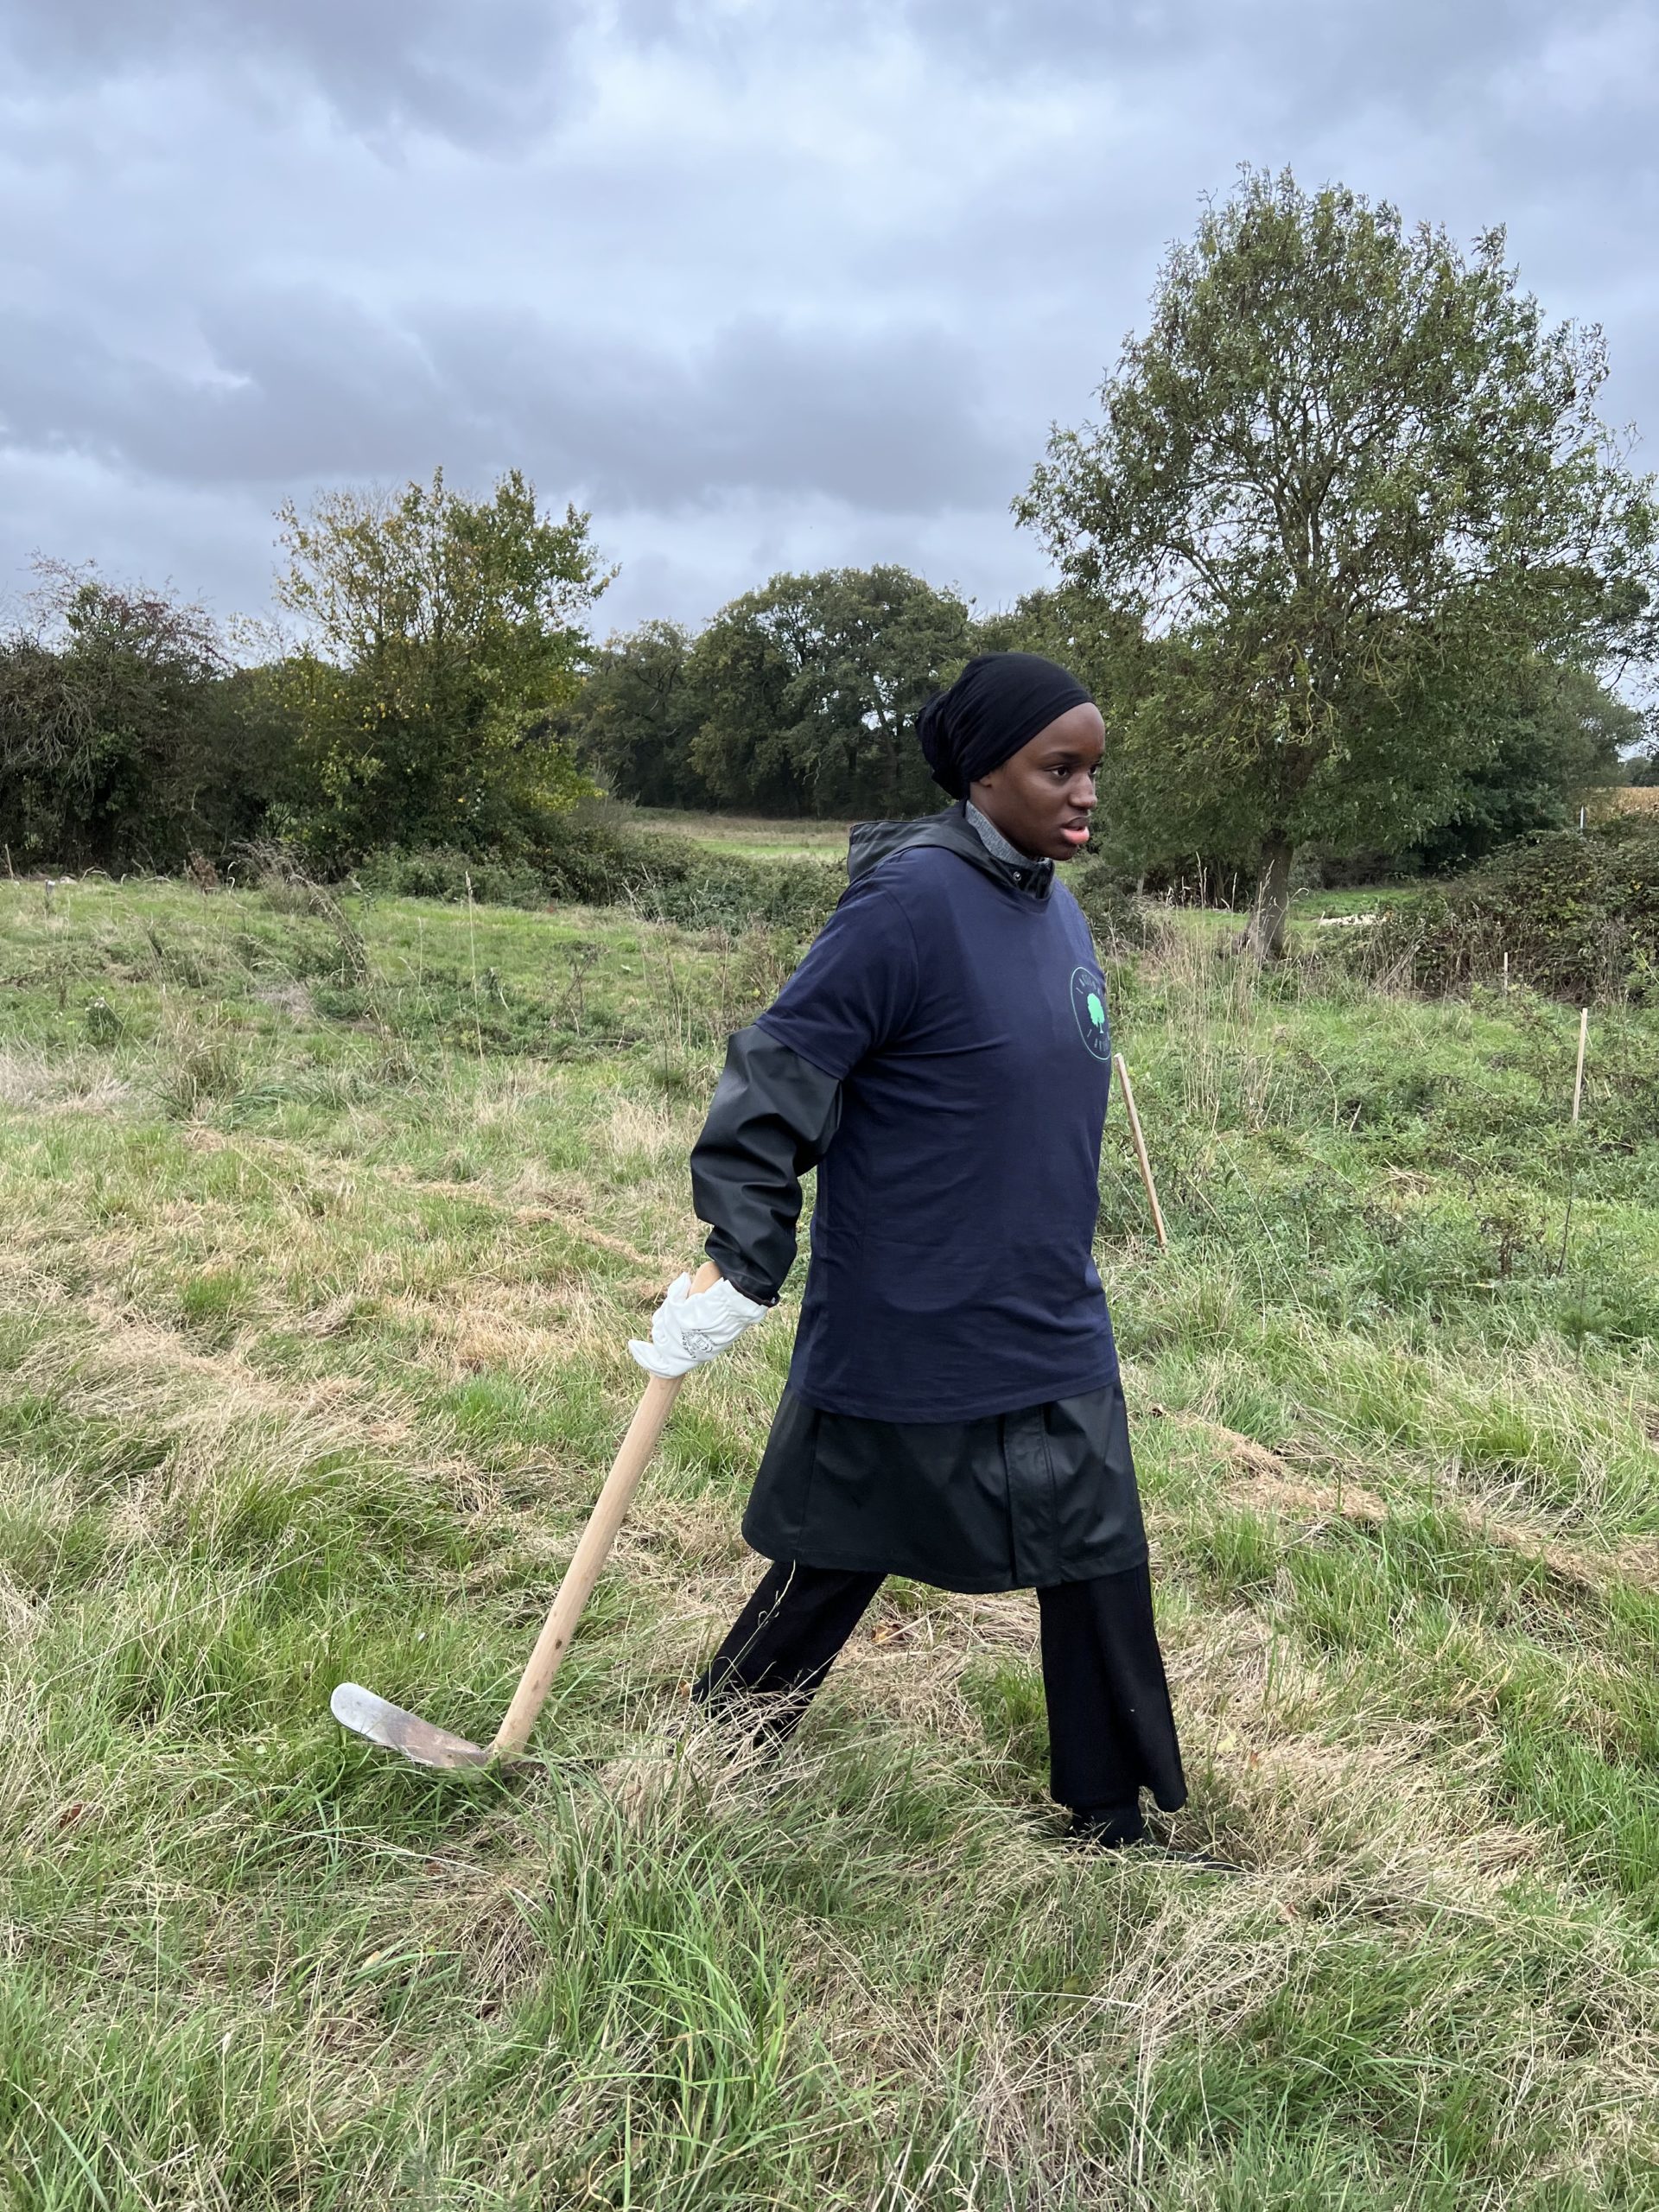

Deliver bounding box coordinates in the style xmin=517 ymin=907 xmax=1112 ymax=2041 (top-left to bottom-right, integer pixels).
xmin=332 ymin=1261 xmax=722 ymax=1769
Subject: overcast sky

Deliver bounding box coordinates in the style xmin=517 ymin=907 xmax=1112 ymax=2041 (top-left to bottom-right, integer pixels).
xmin=2 ymin=0 xmax=1656 ymax=643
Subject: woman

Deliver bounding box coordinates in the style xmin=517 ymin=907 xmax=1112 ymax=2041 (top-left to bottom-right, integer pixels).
xmin=631 ymin=652 xmax=1212 ymax=1862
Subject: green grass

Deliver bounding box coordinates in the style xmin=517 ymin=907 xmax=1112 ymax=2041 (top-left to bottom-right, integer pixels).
xmin=1290 ymin=885 xmax=1420 ymax=918
xmin=3 ymin=868 xmax=1657 ymax=2208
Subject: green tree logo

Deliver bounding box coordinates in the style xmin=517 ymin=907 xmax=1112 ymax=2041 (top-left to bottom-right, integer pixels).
xmin=1070 ymin=966 xmax=1111 ymax=1059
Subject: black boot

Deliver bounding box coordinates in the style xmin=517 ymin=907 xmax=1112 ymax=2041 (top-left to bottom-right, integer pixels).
xmin=1066 ymin=1800 xmax=1147 ymax=1848
xmin=1066 ymin=1803 xmax=1243 ymax=1874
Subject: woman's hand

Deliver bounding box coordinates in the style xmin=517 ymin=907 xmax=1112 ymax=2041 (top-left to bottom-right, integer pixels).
xmin=628 ymin=1272 xmax=769 ymax=1379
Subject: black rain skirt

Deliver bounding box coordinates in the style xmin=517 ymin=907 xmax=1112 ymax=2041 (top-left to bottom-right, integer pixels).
xmin=741 ymin=1376 xmax=1147 ymax=1594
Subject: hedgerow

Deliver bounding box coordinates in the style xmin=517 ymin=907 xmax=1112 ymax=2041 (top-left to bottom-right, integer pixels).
xmin=1370 ymin=824 xmax=1659 ymax=1001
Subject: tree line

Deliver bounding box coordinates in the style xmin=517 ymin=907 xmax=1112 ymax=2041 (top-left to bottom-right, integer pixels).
xmin=3 ymin=170 xmax=1656 ymax=957
xmin=563 ymin=566 xmax=976 ymax=820
xmin=566 ymin=575 xmax=1642 ymax=874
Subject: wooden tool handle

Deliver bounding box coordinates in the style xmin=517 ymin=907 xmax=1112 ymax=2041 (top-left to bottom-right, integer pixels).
xmin=489 ymin=1260 xmax=722 ymax=1758
xmin=1114 ymin=1052 xmax=1169 ymax=1252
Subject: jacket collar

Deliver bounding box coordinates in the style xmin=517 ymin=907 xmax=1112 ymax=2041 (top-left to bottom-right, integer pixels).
xmin=845 ymin=802 xmax=1054 ymax=901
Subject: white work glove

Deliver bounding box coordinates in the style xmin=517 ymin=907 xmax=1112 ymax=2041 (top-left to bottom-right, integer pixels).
xmin=627 ymin=1272 xmax=769 ymax=1379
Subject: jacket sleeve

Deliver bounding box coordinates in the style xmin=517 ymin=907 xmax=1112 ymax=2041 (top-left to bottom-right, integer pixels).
xmin=690 ymin=1022 xmax=842 ymax=1305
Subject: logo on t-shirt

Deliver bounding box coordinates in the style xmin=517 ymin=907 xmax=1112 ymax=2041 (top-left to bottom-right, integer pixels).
xmin=1070 ymin=966 xmax=1111 ymax=1059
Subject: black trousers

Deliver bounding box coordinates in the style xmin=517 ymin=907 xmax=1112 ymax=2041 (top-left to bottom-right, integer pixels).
xmin=694 ymin=1558 xmax=1186 ymax=1832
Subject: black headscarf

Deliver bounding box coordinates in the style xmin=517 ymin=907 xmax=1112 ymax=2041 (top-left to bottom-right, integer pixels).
xmin=916 ymin=652 xmax=1093 ymax=800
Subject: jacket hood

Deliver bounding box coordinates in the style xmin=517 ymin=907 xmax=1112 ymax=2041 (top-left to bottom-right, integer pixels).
xmin=846 ymin=803 xmax=1052 ymax=899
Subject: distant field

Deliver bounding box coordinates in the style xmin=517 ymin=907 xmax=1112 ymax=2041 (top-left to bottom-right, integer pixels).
xmin=626 ymin=807 xmax=855 ymax=861
xmin=4 ymin=874 xmax=1658 ymax=2207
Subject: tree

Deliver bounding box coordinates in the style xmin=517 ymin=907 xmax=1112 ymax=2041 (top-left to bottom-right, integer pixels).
xmin=0 ymin=563 xmax=238 ymax=870
xmin=687 ymin=567 xmax=976 ymax=817
xmin=563 ymin=620 xmax=710 ymax=807
xmin=272 ymin=468 xmax=608 ymax=863
xmin=1019 ymin=168 xmax=1659 ymax=955
xmin=1410 ymin=663 xmax=1637 ymax=870
xmin=972 ymin=583 xmax=1151 ymax=708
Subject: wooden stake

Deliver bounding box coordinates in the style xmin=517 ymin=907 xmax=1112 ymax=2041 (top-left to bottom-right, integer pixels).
xmin=1501 ymin=949 xmax=1509 ymax=996
xmin=1113 ymin=1052 xmax=1168 ymax=1250
xmin=1572 ymin=1007 xmax=1588 ymax=1125
xmin=464 ymin=870 xmax=485 ymax=1065
xmin=1556 ymin=1015 xmax=1589 ymax=1276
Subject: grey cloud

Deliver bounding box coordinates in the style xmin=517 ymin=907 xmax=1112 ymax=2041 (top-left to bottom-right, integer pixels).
xmin=0 ymin=293 xmax=1020 ymax=517
xmin=0 ymin=0 xmax=584 ymax=145
xmin=10 ymin=0 xmax=1634 ymax=149
xmin=2 ymin=0 xmax=1656 ymax=639
xmin=0 ymin=296 xmax=449 ymax=482
xmin=816 ymin=0 xmax=1633 ymax=113
xmin=435 ymin=314 xmax=1021 ymax=513
xmin=564 ymin=0 xmax=1643 ymax=130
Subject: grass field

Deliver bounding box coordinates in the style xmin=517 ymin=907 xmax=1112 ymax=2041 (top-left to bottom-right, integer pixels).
xmin=626 ymin=807 xmax=855 ymax=861
xmin=3 ymin=867 xmax=1659 ymax=2209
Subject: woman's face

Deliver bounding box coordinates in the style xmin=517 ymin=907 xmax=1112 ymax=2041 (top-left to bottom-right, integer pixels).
xmin=969 ymin=702 xmax=1104 ymax=861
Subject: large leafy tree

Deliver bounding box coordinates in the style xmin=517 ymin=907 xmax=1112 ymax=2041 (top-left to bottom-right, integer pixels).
xmin=1019 ymin=168 xmax=1659 ymax=955
xmin=273 ymin=468 xmax=608 ymax=863
xmin=687 ymin=566 xmax=975 ymax=817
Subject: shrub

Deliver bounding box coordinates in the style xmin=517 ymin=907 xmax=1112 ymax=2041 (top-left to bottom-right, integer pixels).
xmin=0 ymin=569 xmax=257 ymax=873
xmin=1370 ymin=826 xmax=1659 ymax=1001
xmin=1065 ymin=859 xmax=1167 ymax=951
xmin=355 ymin=846 xmax=549 ymax=909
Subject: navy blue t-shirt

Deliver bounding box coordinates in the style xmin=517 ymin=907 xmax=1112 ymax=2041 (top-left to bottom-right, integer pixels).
xmin=757 ymin=846 xmax=1118 ymax=1421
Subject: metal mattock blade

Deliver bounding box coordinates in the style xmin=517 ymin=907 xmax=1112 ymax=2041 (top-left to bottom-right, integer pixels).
xmin=330 ymin=1681 xmax=491 ymax=1770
